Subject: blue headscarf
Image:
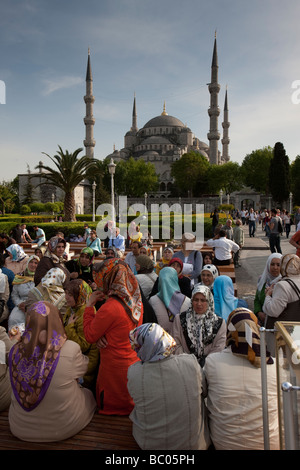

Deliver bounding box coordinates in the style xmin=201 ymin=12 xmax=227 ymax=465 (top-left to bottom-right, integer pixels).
xmin=157 ymin=267 xmax=186 ymax=320
xmin=213 ymin=275 xmax=238 ymax=322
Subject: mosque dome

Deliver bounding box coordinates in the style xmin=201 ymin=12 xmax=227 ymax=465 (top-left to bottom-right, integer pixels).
xmin=143 ymin=114 xmax=185 ymax=129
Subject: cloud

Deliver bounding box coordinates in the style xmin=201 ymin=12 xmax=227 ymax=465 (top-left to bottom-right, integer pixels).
xmin=42 ymin=75 xmax=84 ymax=95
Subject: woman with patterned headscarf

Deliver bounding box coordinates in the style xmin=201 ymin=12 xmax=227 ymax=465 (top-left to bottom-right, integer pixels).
xmin=66 ymin=246 xmax=95 ymax=287
xmin=5 ymin=244 xmax=29 ymax=275
xmin=196 ymin=264 xmax=219 ymax=293
xmin=263 ymin=253 xmax=300 ymax=354
xmin=203 ymin=308 xmax=279 ymax=450
xmin=25 ymin=267 xmax=68 ymax=318
xmin=64 ymin=279 xmax=99 ymax=391
xmin=127 ymin=322 xmax=211 ymax=450
xmin=8 ymin=301 xmax=96 ymax=442
xmin=34 ymin=235 xmax=69 ymax=286
xmin=172 ymin=284 xmax=226 ymax=367
xmin=149 ymin=266 xmax=191 ymax=334
xmin=83 ymin=258 xmax=143 ymax=415
xmin=8 ymin=255 xmax=40 ymax=331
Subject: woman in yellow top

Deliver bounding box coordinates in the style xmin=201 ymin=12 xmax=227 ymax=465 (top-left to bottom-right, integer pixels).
xmin=64 ymin=279 xmax=99 ymax=392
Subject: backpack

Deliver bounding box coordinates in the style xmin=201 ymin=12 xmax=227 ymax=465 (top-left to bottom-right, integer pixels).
xmin=277 ymin=217 xmax=283 ymax=234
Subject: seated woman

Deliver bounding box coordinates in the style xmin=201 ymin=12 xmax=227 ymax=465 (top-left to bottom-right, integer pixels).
xmin=83 ymin=259 xmax=143 ymax=415
xmin=0 ymin=326 xmax=19 ymax=411
xmin=172 ymin=285 xmax=226 ymax=367
xmin=5 ymin=244 xmax=29 ymax=276
xmin=196 ymin=264 xmax=219 ymax=293
xmin=127 ymin=323 xmax=211 ymax=450
xmin=65 ymin=247 xmax=96 ymax=288
xmin=0 ymin=267 xmax=10 ymax=327
xmin=203 ymin=308 xmax=279 ymax=450
xmin=25 ymin=267 xmax=68 ymax=318
xmin=254 ymin=253 xmax=282 ymax=325
xmin=149 ymin=266 xmax=190 ymax=334
xmin=34 ymin=247 xmax=44 ymax=259
xmin=86 ymin=229 xmax=102 ymax=257
xmin=135 ymin=254 xmax=157 ymax=300
xmin=213 ymin=275 xmax=248 ymax=321
xmin=8 ymin=255 xmax=40 ymax=331
xmin=8 ymin=301 xmax=96 ymax=442
xmin=263 ymin=253 xmax=300 ymax=356
xmin=172 ymin=233 xmax=203 ymax=287
xmin=34 ymin=235 xmax=69 ymax=286
xmin=150 ymin=257 xmax=192 ymax=298
xmin=64 ymin=279 xmax=99 ymax=391
xmin=154 ymin=246 xmax=174 ymax=275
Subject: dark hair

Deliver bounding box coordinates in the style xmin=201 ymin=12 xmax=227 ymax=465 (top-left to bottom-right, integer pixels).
xmin=219 ymin=229 xmax=226 ymax=237
xmin=0 ymin=253 xmax=5 ymax=267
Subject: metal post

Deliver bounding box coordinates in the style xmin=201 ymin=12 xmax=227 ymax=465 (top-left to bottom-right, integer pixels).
xmin=260 ymin=327 xmax=270 ymax=450
xmin=282 ymin=382 xmax=300 ymax=450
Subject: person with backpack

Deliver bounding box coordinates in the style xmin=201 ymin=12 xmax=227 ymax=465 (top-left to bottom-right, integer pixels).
xmin=268 ymin=208 xmax=283 ymax=254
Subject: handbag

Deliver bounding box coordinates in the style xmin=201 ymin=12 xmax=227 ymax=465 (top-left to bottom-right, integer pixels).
xmin=265 ymin=278 xmax=300 ymax=329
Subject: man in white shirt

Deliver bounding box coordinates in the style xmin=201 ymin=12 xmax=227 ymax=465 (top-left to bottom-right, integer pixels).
xmin=206 ymin=229 xmax=239 ymax=266
xmin=109 ymin=227 xmax=125 ymax=256
xmin=247 ymin=208 xmax=257 ymax=237
xmin=125 ymin=241 xmax=141 ymax=274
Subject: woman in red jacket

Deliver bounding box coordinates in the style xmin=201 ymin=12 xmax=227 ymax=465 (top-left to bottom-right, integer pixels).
xmin=83 ymin=259 xmax=143 ymax=415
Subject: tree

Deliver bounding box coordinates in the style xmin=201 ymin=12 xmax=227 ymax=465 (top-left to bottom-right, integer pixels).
xmin=290 ymin=155 xmax=300 ymax=206
xmin=0 ymin=184 xmax=17 ymax=214
xmin=113 ymin=157 xmax=159 ymax=197
xmin=207 ymin=162 xmax=242 ymax=195
xmin=86 ymin=159 xmax=110 ymax=208
xmin=268 ymin=142 xmax=290 ymax=206
xmin=37 ymin=146 xmax=96 ymax=221
xmin=240 ymin=146 xmax=273 ymax=193
xmin=171 ymin=152 xmax=210 ymax=196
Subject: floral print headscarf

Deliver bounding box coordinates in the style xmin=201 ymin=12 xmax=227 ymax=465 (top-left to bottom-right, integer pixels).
xmin=64 ymin=278 xmax=92 ymax=308
xmin=129 ymin=323 xmax=176 ymax=363
xmin=9 ymin=301 xmax=67 ymax=411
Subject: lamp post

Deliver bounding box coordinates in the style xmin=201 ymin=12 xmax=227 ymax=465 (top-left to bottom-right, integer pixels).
xmin=219 ymin=189 xmax=223 ymax=205
xmin=144 ymin=192 xmax=148 ymax=210
xmin=92 ymin=181 xmax=96 ymax=222
xmin=108 ymin=158 xmax=116 ymax=221
xmin=289 ymin=192 xmax=293 ymax=214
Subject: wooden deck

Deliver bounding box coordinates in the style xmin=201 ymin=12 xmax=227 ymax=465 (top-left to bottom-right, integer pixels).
xmin=0 ymin=409 xmax=140 ymax=450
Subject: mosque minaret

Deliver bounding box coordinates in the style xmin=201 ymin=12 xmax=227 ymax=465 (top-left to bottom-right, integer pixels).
xmin=207 ymin=33 xmax=221 ymax=165
xmin=222 ymin=87 xmax=230 ymax=162
xmin=83 ymin=48 xmax=96 ymax=158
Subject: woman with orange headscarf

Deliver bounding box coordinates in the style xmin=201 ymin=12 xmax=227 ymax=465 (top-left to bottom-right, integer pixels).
xmin=83 ymin=259 xmax=143 ymax=415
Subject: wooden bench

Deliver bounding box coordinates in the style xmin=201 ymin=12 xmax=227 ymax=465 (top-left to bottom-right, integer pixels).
xmin=0 ymin=410 xmax=140 ymax=450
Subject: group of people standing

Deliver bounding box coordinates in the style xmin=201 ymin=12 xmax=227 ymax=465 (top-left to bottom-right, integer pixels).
xmin=1 ymin=214 xmax=300 ymax=451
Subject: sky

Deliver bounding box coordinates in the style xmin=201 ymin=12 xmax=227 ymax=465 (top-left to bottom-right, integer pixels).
xmin=1 ymin=0 xmax=300 ymax=182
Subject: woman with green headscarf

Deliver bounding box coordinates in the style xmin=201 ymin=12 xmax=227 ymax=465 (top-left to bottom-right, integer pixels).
xmin=64 ymin=279 xmax=99 ymax=391
xmin=66 ymin=247 xmax=96 ymax=289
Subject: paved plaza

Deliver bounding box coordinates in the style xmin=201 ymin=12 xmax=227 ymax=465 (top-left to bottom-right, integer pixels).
xmin=235 ymin=223 xmax=298 ymax=310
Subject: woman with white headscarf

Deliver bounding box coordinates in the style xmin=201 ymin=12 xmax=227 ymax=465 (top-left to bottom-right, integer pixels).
xmin=172 ymin=284 xmax=226 ymax=367
xmin=195 ymin=264 xmax=219 ymax=293
xmin=5 ymin=244 xmax=28 ymax=275
xmin=263 ymin=254 xmax=300 ymax=354
xmin=127 ymin=323 xmax=211 ymax=450
xmin=254 ymin=253 xmax=282 ymax=325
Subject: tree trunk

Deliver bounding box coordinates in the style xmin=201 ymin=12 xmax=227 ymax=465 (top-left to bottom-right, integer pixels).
xmin=64 ymin=192 xmax=76 ymax=222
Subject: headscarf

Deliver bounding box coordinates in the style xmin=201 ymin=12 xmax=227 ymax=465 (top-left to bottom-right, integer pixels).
xmin=199 ymin=264 xmax=219 ymax=287
xmin=280 ymin=254 xmax=300 ymax=278
xmin=213 ymin=275 xmax=238 ymax=321
xmin=6 ymin=244 xmax=27 ymax=262
xmin=184 ymin=284 xmax=222 ymax=363
xmin=135 ymin=255 xmax=154 ymax=273
xmin=257 ymin=253 xmax=283 ymax=292
xmin=105 ymin=246 xmax=119 ymax=259
xmin=41 ymin=267 xmax=66 ymax=304
xmin=64 ymin=278 xmax=92 ymax=309
xmin=226 ymin=308 xmax=273 ymax=367
xmin=157 ymin=266 xmax=186 ymax=321
xmin=44 ymin=236 xmax=66 ymax=263
xmin=169 ymin=257 xmax=184 ymax=277
xmin=129 ymin=322 xmax=176 ymax=363
xmin=93 ymin=258 xmax=142 ymax=324
xmin=155 ymin=247 xmax=174 ymax=274
xmin=12 ymin=255 xmax=40 ymax=285
xmin=9 ymin=301 xmax=67 ymax=411
xmin=77 ymin=247 xmax=95 ymax=272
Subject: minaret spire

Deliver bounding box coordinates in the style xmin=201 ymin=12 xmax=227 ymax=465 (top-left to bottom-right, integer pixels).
xmin=84 ymin=48 xmax=95 ymax=158
xmin=207 ymin=33 xmax=220 ymax=165
xmin=131 ymin=93 xmax=138 ymax=132
xmin=221 ymin=86 xmax=230 ymax=162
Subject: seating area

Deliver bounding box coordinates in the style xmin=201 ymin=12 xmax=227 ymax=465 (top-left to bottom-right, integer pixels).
xmin=0 ymin=410 xmax=140 ymax=450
